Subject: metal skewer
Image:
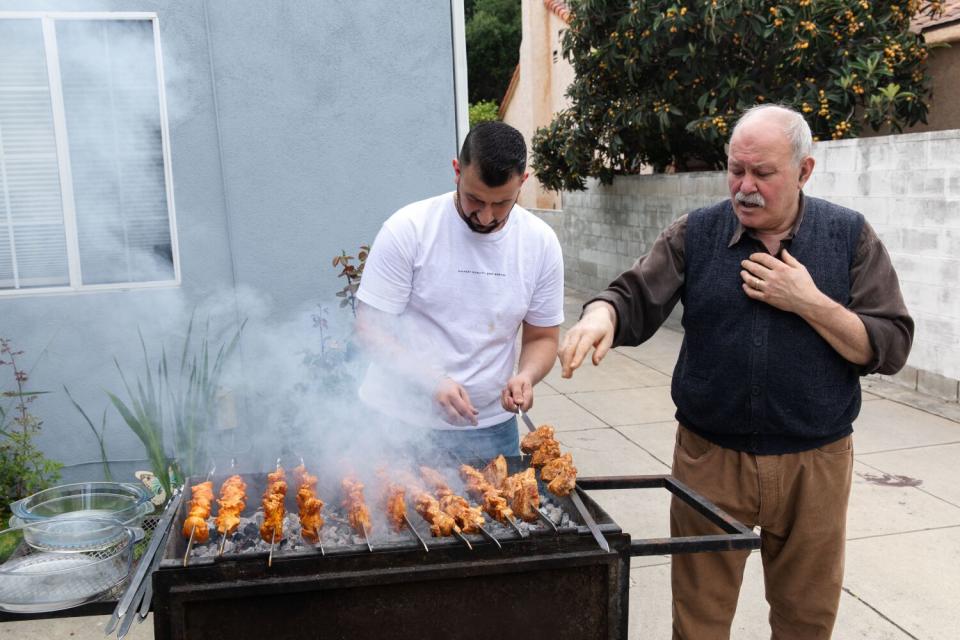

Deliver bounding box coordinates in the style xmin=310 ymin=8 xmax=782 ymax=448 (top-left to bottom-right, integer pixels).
xmin=183 ymin=524 xmax=196 ymax=567
xmin=535 ymin=506 xmax=559 ymax=534
xmin=217 ymin=529 xmax=229 ymax=557
xmin=452 ymin=527 xmax=473 ymax=550
xmin=403 ymin=513 xmax=429 ymax=552
xmin=504 ymin=514 xmax=527 ymax=538
xmin=360 ymin=522 xmax=374 ymax=552
xmin=476 ymin=524 xmax=502 ymax=550
xmin=268 ymin=527 xmax=277 ymax=567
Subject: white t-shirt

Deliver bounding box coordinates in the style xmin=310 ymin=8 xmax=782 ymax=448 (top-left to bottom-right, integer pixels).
xmin=357 ymin=192 xmax=564 ymax=430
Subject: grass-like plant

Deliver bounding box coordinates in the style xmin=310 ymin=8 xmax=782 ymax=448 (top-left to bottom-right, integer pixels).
xmin=107 ymin=317 xmax=245 ymax=500
xmin=164 ymin=315 xmax=245 ymax=480
xmin=107 ymin=330 xmax=175 ymax=500
xmin=63 ymin=386 xmax=112 ymax=482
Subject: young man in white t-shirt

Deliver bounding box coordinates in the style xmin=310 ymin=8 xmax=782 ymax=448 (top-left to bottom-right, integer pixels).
xmin=356 ymin=122 xmax=564 ymax=459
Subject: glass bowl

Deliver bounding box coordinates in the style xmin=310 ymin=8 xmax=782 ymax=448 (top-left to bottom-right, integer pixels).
xmin=0 ymin=518 xmax=136 ymax=613
xmin=10 ymin=482 xmax=152 ymax=550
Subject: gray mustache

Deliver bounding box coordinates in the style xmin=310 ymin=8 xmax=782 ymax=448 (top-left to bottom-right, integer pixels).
xmin=736 ymin=192 xmax=765 ymax=207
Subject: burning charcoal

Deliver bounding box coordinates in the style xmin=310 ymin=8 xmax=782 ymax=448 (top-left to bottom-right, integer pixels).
xmin=242 ymin=522 xmax=259 ymax=538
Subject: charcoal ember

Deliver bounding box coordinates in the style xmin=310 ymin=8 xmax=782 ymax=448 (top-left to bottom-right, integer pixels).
xmin=242 ymin=522 xmax=259 ymax=538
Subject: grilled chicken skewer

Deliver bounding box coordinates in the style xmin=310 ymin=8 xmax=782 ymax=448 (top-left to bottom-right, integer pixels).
xmin=382 ymin=481 xmax=429 ymax=552
xmin=215 ymin=474 xmax=247 ymax=557
xmin=460 ymin=462 xmax=526 ymax=538
xmin=293 ymin=462 xmax=325 ymax=553
xmin=261 ymin=462 xmax=287 ymax=567
xmin=521 ymin=425 xmax=578 ymax=496
xmin=500 ymin=468 xmax=541 ymax=523
xmin=182 ymin=480 xmax=214 ymax=567
xmin=341 ymin=476 xmax=374 ymax=551
xmin=419 ymin=466 xmax=497 ymax=548
xmin=413 ymin=492 xmax=472 ymax=550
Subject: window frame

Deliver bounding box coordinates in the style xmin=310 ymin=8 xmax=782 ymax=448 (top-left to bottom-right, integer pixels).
xmin=0 ymin=11 xmax=180 ymax=297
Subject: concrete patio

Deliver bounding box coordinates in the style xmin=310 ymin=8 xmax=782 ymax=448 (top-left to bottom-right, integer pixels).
xmin=3 ymin=288 xmax=958 ymax=639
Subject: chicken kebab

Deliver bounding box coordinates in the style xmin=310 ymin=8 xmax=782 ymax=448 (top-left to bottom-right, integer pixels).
xmin=260 ymin=466 xmax=287 ymax=544
xmin=215 ymin=475 xmax=247 ymax=555
xmin=521 ymin=424 xmax=578 ymax=496
xmin=459 ymin=462 xmax=516 ymax=524
xmin=182 ymin=481 xmax=214 ymax=543
xmin=293 ymin=464 xmax=324 ymax=544
xmin=468 ymin=454 xmax=541 ymax=523
xmin=341 ymin=476 xmax=372 ymax=536
xmin=419 ymin=466 xmax=486 ymax=534
xmin=372 ymin=478 xmax=429 ymax=552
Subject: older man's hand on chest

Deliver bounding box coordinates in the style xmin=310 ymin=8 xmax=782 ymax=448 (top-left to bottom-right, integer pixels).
xmin=740 ymin=248 xmax=827 ymax=316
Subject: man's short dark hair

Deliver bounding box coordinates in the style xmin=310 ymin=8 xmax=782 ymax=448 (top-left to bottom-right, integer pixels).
xmin=459 ymin=121 xmax=527 ymax=187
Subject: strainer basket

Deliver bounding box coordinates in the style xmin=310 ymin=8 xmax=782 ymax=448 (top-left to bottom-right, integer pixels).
xmin=0 ymin=517 xmax=136 ymax=613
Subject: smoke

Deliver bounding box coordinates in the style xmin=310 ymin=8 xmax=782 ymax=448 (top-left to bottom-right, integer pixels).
xmin=219 ymin=289 xmax=466 ymax=490
xmin=8 ymin=14 xmax=494 ymax=501
xmin=55 ymin=18 xmax=176 ymax=286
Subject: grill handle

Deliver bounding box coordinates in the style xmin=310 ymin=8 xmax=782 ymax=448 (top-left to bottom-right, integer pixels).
xmin=577 ymin=474 xmax=760 ymax=557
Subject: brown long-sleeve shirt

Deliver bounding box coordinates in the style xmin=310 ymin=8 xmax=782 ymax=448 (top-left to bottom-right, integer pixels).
xmin=589 ymin=194 xmax=914 ymax=375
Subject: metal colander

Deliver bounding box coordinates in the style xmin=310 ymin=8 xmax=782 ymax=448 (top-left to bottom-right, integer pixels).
xmin=0 ymin=518 xmax=136 ymax=613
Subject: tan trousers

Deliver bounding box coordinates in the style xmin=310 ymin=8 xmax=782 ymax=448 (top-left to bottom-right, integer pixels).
xmin=670 ymin=425 xmax=854 ymax=640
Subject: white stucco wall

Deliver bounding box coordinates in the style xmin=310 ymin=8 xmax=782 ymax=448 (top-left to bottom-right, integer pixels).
xmin=0 ymin=0 xmax=464 ymax=478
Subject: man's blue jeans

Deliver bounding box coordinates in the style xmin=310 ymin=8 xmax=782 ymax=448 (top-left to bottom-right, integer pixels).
xmin=429 ymin=416 xmax=520 ymax=461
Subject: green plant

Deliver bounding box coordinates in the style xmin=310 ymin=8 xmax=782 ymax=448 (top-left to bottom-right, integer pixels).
xmin=469 ymin=100 xmax=501 ymax=127
xmin=466 ymin=0 xmax=522 ymax=103
xmin=108 ymin=318 xmax=245 ymax=499
xmin=107 ymin=330 xmax=175 ymax=501
xmin=0 ymin=338 xmax=62 ymax=520
xmin=333 ymin=245 xmax=370 ymax=317
xmin=63 ymin=386 xmax=112 ymax=482
xmin=163 ymin=315 xmax=245 ymax=480
xmin=532 ymin=0 xmax=945 ymax=187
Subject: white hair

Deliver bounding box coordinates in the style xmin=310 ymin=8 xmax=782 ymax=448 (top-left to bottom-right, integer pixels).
xmin=731 ymin=104 xmax=813 ymax=166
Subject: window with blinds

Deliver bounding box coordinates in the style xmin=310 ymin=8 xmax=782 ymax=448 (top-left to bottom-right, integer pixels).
xmin=0 ymin=15 xmax=177 ymax=294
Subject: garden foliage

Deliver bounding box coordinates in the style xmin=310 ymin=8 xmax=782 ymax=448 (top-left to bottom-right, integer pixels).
xmin=533 ymin=0 xmax=945 ymax=187
xmin=0 ymin=339 xmax=61 ymax=519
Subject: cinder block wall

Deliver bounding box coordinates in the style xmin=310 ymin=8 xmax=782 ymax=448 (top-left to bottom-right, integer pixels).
xmin=534 ymin=128 xmax=960 ymax=402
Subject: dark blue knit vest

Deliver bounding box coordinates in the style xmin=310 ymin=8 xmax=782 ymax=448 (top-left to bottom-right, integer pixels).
xmin=673 ymin=196 xmax=864 ymax=454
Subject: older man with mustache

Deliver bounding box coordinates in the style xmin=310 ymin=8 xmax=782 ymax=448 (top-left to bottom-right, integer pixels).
xmin=559 ymin=104 xmax=913 ymax=640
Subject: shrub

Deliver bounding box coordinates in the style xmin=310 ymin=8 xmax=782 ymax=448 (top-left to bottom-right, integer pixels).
xmin=0 ymin=339 xmax=62 ymax=518
xmin=533 ymin=0 xmax=945 ymax=189
xmin=469 ymin=100 xmax=501 ymax=127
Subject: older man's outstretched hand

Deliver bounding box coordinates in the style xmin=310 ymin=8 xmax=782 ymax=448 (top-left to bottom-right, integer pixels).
xmin=558 ymin=301 xmax=617 ymax=378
